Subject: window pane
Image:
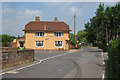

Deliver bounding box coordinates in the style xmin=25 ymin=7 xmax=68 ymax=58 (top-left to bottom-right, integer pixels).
xmin=57 ymin=32 xmax=58 ymax=36
xmin=59 ymin=32 xmax=61 ymax=36
xmin=55 ymin=41 xmax=62 ymax=47
xmin=36 ymin=41 xmax=43 ymax=47
xmin=62 ymin=32 xmax=63 ymax=36
xmin=54 ymin=32 xmax=57 ymax=36
xmin=43 ymin=32 xmax=45 ymax=36
xmin=37 ymin=32 xmax=39 ymax=36
xmin=40 ymin=32 xmax=42 ymax=36
xmin=54 ymin=32 xmax=63 ymax=37
xmin=35 ymin=32 xmax=39 ymax=36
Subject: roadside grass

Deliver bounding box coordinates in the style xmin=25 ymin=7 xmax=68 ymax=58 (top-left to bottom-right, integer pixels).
xmin=89 ymin=46 xmax=98 ymax=48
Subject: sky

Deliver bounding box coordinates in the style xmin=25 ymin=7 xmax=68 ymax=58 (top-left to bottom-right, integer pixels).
xmin=2 ymin=2 xmax=117 ymax=37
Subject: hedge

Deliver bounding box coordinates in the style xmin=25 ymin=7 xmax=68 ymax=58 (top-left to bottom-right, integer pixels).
xmin=97 ymin=40 xmax=107 ymax=52
xmin=107 ymin=38 xmax=120 ymax=78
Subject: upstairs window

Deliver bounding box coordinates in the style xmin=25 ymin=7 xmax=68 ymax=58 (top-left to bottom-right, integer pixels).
xmin=54 ymin=32 xmax=63 ymax=37
xmin=55 ymin=41 xmax=62 ymax=47
xmin=35 ymin=32 xmax=45 ymax=37
xmin=36 ymin=41 xmax=43 ymax=47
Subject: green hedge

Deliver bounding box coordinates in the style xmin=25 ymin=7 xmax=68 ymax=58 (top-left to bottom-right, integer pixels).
xmin=2 ymin=42 xmax=11 ymax=47
xmin=76 ymin=44 xmax=81 ymax=49
xmin=107 ymin=38 xmax=120 ymax=78
xmin=13 ymin=47 xmax=26 ymax=50
xmin=98 ymin=41 xmax=102 ymax=49
xmin=97 ymin=40 xmax=107 ymax=52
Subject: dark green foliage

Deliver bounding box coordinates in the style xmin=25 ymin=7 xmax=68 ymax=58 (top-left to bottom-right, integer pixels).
xmin=2 ymin=34 xmax=16 ymax=43
xmin=13 ymin=47 xmax=26 ymax=50
xmin=76 ymin=30 xmax=87 ymax=43
xmin=76 ymin=44 xmax=81 ymax=49
xmin=102 ymin=38 xmax=107 ymax=52
xmin=107 ymin=38 xmax=120 ymax=78
xmin=85 ymin=3 xmax=120 ymax=52
xmin=1 ymin=34 xmax=16 ymax=47
xmin=98 ymin=41 xmax=102 ymax=49
xmin=69 ymin=33 xmax=77 ymax=45
xmin=2 ymin=42 xmax=11 ymax=47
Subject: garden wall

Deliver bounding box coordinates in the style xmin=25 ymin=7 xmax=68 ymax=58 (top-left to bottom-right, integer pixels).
xmin=2 ymin=49 xmax=34 ymax=69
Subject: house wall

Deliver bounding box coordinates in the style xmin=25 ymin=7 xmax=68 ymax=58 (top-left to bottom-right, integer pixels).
xmin=25 ymin=31 xmax=70 ymax=50
xmin=12 ymin=39 xmax=25 ymax=48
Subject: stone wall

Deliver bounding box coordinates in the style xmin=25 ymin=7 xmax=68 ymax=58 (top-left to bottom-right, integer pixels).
xmin=2 ymin=49 xmax=34 ymax=69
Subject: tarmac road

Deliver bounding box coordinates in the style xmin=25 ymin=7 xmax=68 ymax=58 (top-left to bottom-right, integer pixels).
xmin=2 ymin=47 xmax=104 ymax=78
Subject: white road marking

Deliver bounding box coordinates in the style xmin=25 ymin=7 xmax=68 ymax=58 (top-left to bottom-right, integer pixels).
xmin=5 ymin=71 xmax=19 ymax=74
xmin=0 ymin=52 xmax=74 ymax=76
xmin=102 ymin=71 xmax=105 ymax=80
xmin=101 ymin=52 xmax=105 ymax=80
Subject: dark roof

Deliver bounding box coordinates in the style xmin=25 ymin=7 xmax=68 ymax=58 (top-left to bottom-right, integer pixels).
xmin=23 ymin=21 xmax=71 ymax=31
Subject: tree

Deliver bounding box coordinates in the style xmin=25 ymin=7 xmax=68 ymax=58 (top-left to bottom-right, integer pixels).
xmin=2 ymin=34 xmax=15 ymax=42
xmin=76 ymin=30 xmax=87 ymax=43
xmin=84 ymin=22 xmax=96 ymax=44
xmin=69 ymin=33 xmax=77 ymax=45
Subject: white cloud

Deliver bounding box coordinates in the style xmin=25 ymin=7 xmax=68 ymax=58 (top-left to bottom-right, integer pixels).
xmin=24 ymin=8 xmax=43 ymax=16
xmin=2 ymin=8 xmax=14 ymax=14
xmin=69 ymin=7 xmax=78 ymax=14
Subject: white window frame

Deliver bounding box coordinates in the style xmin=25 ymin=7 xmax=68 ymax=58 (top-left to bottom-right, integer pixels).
xmin=36 ymin=41 xmax=44 ymax=47
xmin=35 ymin=32 xmax=45 ymax=37
xmin=55 ymin=41 xmax=63 ymax=48
xmin=54 ymin=32 xmax=64 ymax=37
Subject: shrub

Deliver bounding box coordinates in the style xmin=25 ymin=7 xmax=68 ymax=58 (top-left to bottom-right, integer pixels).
xmin=77 ymin=44 xmax=81 ymax=49
xmin=107 ymin=38 xmax=120 ymax=78
xmin=97 ymin=39 xmax=107 ymax=52
xmin=98 ymin=41 xmax=102 ymax=49
xmin=14 ymin=47 xmax=26 ymax=50
xmin=2 ymin=42 xmax=11 ymax=47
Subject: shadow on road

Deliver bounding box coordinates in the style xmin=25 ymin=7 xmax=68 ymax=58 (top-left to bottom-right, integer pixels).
xmin=69 ymin=59 xmax=82 ymax=78
xmin=89 ymin=50 xmax=102 ymax=53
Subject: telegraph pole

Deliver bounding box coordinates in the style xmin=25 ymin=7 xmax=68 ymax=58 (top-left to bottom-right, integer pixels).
xmin=74 ymin=13 xmax=76 ymax=35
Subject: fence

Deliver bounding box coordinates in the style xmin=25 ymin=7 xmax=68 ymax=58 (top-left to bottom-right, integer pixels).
xmin=2 ymin=49 xmax=34 ymax=69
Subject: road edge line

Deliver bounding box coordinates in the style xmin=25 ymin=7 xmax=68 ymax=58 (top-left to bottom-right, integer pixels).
xmin=0 ymin=52 xmax=73 ymax=76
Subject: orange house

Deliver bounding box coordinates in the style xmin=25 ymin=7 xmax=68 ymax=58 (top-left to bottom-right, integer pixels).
xmin=12 ymin=16 xmax=71 ymax=50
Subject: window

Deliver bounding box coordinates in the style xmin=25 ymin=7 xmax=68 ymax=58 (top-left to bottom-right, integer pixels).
xmin=35 ymin=32 xmax=45 ymax=37
xmin=54 ymin=32 xmax=63 ymax=37
xmin=36 ymin=41 xmax=43 ymax=47
xmin=55 ymin=41 xmax=62 ymax=47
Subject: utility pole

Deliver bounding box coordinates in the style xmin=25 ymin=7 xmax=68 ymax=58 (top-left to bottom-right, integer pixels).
xmin=74 ymin=13 xmax=76 ymax=35
xmin=106 ymin=27 xmax=108 ymax=45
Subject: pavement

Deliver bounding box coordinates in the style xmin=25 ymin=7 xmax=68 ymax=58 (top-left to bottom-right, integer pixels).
xmin=2 ymin=47 xmax=106 ymax=78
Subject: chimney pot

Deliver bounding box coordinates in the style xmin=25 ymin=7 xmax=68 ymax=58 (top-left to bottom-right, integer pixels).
xmin=35 ymin=16 xmax=40 ymax=21
xmin=54 ymin=17 xmax=58 ymax=22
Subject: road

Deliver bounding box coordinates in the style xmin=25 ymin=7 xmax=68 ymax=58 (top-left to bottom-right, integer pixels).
xmin=2 ymin=47 xmax=104 ymax=78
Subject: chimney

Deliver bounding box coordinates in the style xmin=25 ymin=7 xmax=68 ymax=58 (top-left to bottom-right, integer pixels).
xmin=54 ymin=17 xmax=58 ymax=22
xmin=44 ymin=25 xmax=47 ymax=30
xmin=35 ymin=16 xmax=40 ymax=21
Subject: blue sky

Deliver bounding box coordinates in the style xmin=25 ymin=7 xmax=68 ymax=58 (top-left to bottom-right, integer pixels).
xmin=2 ymin=2 xmax=117 ymax=37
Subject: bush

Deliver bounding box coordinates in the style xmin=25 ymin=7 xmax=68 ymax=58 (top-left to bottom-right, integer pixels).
xmin=97 ymin=39 xmax=107 ymax=52
xmin=77 ymin=44 xmax=81 ymax=49
xmin=107 ymin=38 xmax=120 ymax=78
xmin=101 ymin=38 xmax=107 ymax=52
xmin=98 ymin=41 xmax=102 ymax=49
xmin=75 ymin=44 xmax=81 ymax=49
xmin=14 ymin=47 xmax=26 ymax=50
xmin=2 ymin=42 xmax=11 ymax=47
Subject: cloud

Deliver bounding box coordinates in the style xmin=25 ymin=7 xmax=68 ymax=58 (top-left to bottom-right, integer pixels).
xmin=24 ymin=8 xmax=43 ymax=16
xmin=2 ymin=8 xmax=14 ymax=14
xmin=69 ymin=7 xmax=78 ymax=14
